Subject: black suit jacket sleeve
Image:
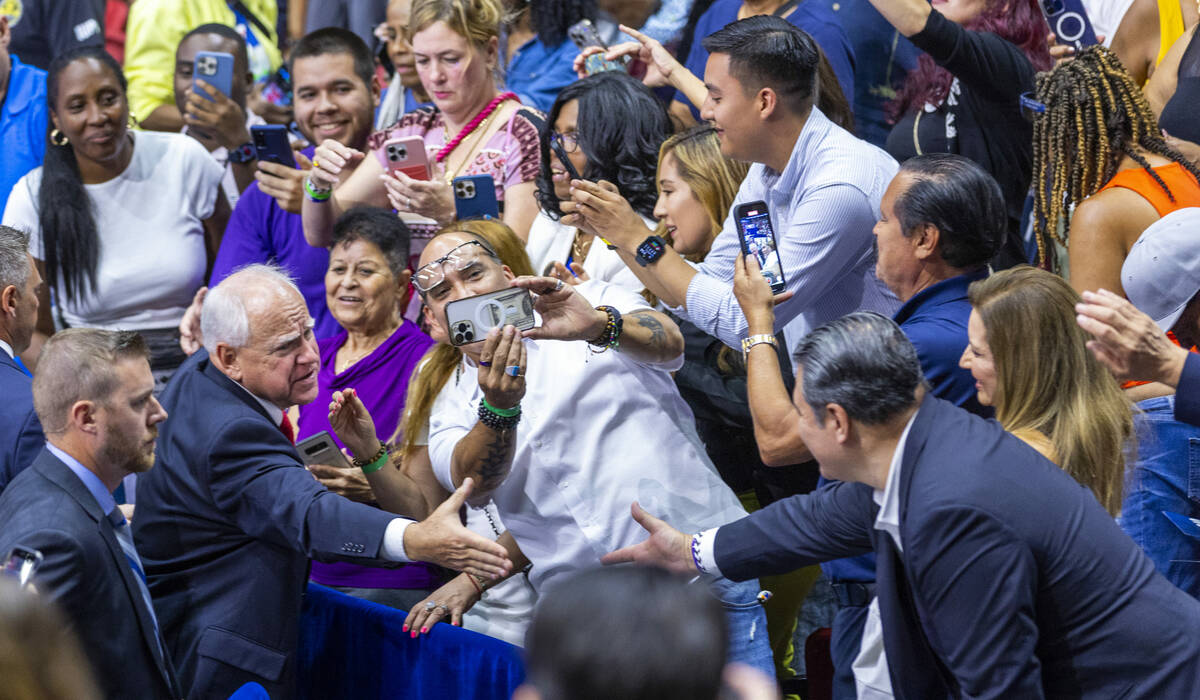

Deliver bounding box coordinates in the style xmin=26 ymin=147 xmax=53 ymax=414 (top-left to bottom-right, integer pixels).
xmin=206 ymin=417 xmax=400 ymax=563
xmin=1176 ymin=353 xmax=1200 ymax=428
xmin=713 ymin=481 xmax=876 ymax=581
xmin=907 ymin=505 xmax=1045 ymax=699
xmin=909 ymin=9 xmax=1035 ymax=104
xmin=8 ymin=527 xmax=93 ymax=618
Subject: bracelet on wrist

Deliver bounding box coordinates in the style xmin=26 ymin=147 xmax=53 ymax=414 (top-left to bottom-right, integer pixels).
xmin=481 ymin=397 xmax=520 ymax=417
xmin=352 ymin=442 xmax=388 ymax=472
xmin=304 ymin=176 xmax=332 ymax=202
xmin=478 ymin=400 xmax=521 ymax=431
xmin=587 ymin=305 xmax=623 ymax=353
xmin=467 ymin=573 xmax=485 ymax=596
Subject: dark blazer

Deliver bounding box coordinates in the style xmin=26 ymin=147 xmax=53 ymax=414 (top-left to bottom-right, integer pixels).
xmin=715 ymin=394 xmax=1200 ymax=699
xmin=0 ymin=448 xmax=181 ymax=700
xmin=0 ymin=350 xmax=44 ymax=495
xmin=132 ymin=350 xmax=399 ymax=700
xmin=1177 ymin=352 xmax=1200 ymax=428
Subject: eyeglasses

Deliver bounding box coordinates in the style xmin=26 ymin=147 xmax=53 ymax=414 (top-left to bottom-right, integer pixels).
xmin=550 ymin=130 xmax=580 ymax=154
xmin=1019 ymin=92 xmax=1047 ymax=123
xmin=413 ymin=239 xmax=498 ymax=294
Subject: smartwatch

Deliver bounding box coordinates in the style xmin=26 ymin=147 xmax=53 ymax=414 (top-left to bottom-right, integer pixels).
xmin=228 ymin=142 xmax=256 ymax=164
xmin=635 ymin=235 xmax=668 ymax=267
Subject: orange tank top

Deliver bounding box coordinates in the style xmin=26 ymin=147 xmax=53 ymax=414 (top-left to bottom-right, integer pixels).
xmin=1098 ymin=162 xmax=1200 ymax=216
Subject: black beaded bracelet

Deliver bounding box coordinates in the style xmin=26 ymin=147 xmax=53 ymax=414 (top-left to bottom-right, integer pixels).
xmin=478 ymin=400 xmax=521 ymax=431
xmin=587 ymin=305 xmax=623 ymax=353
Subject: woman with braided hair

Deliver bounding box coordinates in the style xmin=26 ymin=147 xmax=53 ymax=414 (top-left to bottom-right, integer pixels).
xmin=1030 ymin=45 xmax=1200 ymax=296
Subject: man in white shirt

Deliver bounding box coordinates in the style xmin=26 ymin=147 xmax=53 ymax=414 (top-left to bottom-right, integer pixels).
xmin=409 ymin=231 xmax=773 ymax=672
xmin=0 ymin=225 xmax=44 ymax=494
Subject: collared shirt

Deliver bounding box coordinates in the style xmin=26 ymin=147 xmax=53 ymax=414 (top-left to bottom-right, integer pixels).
xmin=683 ymin=108 xmax=900 ymax=350
xmin=0 ymin=339 xmax=13 ymax=359
xmin=427 ymin=280 xmax=748 ymax=591
xmin=0 ymin=55 xmax=48 ymax=216
xmin=503 ymin=34 xmax=580 ymax=113
xmin=46 ymin=442 xmax=117 ymax=516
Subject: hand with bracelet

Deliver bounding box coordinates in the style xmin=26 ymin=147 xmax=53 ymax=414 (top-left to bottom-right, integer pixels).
xmin=402 ymin=572 xmax=484 ymax=637
xmin=308 ymin=138 xmax=365 ymax=194
xmin=509 ymin=275 xmax=615 ymax=344
xmin=327 ymin=388 xmax=388 ymax=470
xmin=733 ymin=254 xmax=794 ymax=336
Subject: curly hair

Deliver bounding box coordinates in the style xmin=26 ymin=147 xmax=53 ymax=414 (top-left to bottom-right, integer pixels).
xmin=1030 ymin=46 xmax=1200 ymax=268
xmin=535 ymin=71 xmax=671 ymax=221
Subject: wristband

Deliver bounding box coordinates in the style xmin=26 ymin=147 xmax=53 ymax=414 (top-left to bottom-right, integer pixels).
xmin=352 ymin=442 xmax=388 ymax=472
xmin=741 ymin=333 xmax=778 ymax=360
xmin=478 ymin=401 xmax=521 ymax=431
xmin=587 ymin=305 xmax=623 ymax=353
xmin=304 ymin=176 xmax=332 ymax=202
xmin=481 ymin=397 xmax=521 ymax=417
xmin=467 ymin=573 xmax=485 ymax=596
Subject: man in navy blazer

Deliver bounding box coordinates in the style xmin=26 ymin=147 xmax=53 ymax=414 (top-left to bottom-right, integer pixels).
xmin=608 ymin=312 xmax=1200 ymax=698
xmin=0 ymin=329 xmax=181 ymax=699
xmin=0 ymin=225 xmax=44 ymax=494
xmin=132 ymin=264 xmax=510 ymax=699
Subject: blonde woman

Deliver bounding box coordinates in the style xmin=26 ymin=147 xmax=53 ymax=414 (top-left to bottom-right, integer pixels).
xmin=960 ymin=266 xmax=1133 ymax=515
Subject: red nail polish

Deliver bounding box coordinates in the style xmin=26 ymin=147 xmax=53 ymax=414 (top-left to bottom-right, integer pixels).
xmin=420 ymin=627 xmax=428 ymax=634
xmin=403 ymin=625 xmax=409 ymax=632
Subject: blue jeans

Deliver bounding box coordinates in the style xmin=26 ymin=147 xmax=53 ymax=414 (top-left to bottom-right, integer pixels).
xmin=1120 ymin=396 xmax=1200 ymax=598
xmin=706 ymin=574 xmax=776 ymax=676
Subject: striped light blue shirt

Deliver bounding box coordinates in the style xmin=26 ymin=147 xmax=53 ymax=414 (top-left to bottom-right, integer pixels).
xmin=684 ymin=108 xmax=902 ymax=349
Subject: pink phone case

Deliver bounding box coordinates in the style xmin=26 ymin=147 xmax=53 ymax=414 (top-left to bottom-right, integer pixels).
xmin=379 ymin=136 xmax=431 ymax=181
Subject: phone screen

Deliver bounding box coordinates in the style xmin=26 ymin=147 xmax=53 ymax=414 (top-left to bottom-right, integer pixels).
xmin=739 ymin=209 xmax=785 ymax=292
xmin=3 ymin=547 xmax=42 ymax=588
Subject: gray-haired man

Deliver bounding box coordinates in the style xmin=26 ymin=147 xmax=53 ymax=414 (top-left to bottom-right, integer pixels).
xmin=0 ymin=224 xmax=44 ymax=494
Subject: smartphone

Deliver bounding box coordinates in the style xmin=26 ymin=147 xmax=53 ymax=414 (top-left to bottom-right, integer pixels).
xmin=3 ymin=545 xmax=43 ymax=588
xmin=1040 ymin=0 xmax=1098 ymax=51
xmin=453 ymin=174 xmax=500 ymax=220
xmin=444 ymin=287 xmax=536 ymax=346
xmin=296 ymin=431 xmax=351 ymax=468
xmin=735 ymin=201 xmax=787 ymax=295
xmin=251 ymin=125 xmax=297 ymax=168
xmin=193 ymin=51 xmax=235 ymax=101
xmin=550 ymin=138 xmax=581 ymax=181
xmin=568 ymin=19 xmax=629 ymax=75
xmin=380 ymin=136 xmax=431 ymax=181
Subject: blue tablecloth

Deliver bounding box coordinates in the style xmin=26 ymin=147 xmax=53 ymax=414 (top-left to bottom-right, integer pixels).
xmin=298 ymin=583 xmax=526 ymax=699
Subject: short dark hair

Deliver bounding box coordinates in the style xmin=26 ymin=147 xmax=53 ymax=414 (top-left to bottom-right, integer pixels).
xmin=33 ymin=329 xmax=150 ymax=435
xmin=701 ymin=15 xmax=818 ymax=116
xmin=179 ymin=23 xmax=250 ymax=75
xmin=894 ymin=154 xmax=1005 ymax=269
xmin=331 ymin=207 xmax=413 ymax=278
xmin=288 ymin=27 xmax=375 ymax=92
xmin=535 ymin=71 xmax=671 ymax=220
xmin=523 ymin=567 xmax=727 ymax=700
xmin=795 ymin=312 xmax=925 ymax=425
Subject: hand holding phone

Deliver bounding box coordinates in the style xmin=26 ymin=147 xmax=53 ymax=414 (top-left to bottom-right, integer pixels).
xmin=568 ymin=19 xmax=630 ymax=75
xmin=380 ymin=136 xmax=432 ymax=181
xmin=1040 ymin=0 xmax=1099 ymax=51
xmin=251 ymin=125 xmax=297 ymax=169
xmin=296 ymin=431 xmax=351 ymax=468
xmin=454 ymin=174 xmax=500 ymax=220
xmin=735 ymin=201 xmax=787 ymax=295
xmin=193 ymin=51 xmax=235 ymax=101
xmin=444 ymin=287 xmax=536 ymax=346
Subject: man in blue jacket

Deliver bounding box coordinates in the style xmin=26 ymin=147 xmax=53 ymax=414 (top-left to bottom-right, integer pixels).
xmin=0 ymin=225 xmax=43 ymax=494
xmin=608 ymin=311 xmax=1200 ymax=699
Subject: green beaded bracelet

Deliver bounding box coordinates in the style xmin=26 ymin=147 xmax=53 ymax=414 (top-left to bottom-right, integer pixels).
xmin=481 ymin=397 xmax=521 ymax=417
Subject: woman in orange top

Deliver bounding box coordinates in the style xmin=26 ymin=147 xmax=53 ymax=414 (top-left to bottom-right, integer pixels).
xmin=1030 ymin=46 xmax=1200 ymax=297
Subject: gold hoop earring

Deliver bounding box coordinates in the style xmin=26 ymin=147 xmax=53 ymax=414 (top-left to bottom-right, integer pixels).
xmin=50 ymin=129 xmax=69 ymax=147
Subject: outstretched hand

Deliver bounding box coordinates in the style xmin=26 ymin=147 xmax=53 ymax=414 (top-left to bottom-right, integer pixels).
xmin=404 ymin=477 xmax=513 ymax=579
xmin=567 ymin=179 xmax=651 ymax=251
xmin=601 ymin=502 xmax=698 ymax=575
xmin=510 ymin=276 xmax=607 ymax=343
xmin=573 ymin=24 xmax=681 ymax=89
xmin=328 ymin=389 xmax=380 ymax=461
xmin=179 ymin=286 xmax=207 ymax=355
xmin=1075 ymin=288 xmax=1189 ymax=386
xmin=402 ymin=573 xmax=483 ymax=637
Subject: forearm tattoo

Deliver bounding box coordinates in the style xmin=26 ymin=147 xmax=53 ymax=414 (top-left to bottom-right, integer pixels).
xmin=472 ymin=425 xmax=516 ymax=492
xmin=628 ymin=311 xmax=668 ymax=352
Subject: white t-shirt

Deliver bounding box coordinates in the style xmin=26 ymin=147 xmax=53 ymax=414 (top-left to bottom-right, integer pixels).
xmin=428 ymin=279 xmax=748 ymax=593
xmin=3 ymin=130 xmax=224 ymax=330
xmin=525 ymin=210 xmax=649 ymax=294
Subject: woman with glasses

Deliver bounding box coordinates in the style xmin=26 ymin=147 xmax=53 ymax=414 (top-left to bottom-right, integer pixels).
xmin=303 ymin=0 xmax=543 ymax=263
xmin=527 ymin=71 xmax=672 ymax=292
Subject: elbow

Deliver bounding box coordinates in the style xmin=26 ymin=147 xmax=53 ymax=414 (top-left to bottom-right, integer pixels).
xmin=663 ymin=324 xmax=685 ymax=360
xmin=756 ymin=430 xmax=811 ymax=467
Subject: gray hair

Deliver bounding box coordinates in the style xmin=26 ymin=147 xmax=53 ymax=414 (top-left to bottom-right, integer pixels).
xmin=201 ymin=264 xmax=299 ymax=355
xmin=33 ymin=329 xmax=149 ymax=435
xmin=794 ymin=312 xmax=925 ymax=425
xmin=0 ymin=226 xmax=31 ymax=290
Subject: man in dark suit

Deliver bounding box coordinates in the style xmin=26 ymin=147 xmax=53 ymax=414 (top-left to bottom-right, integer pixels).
xmin=0 ymin=329 xmax=181 ymax=699
xmin=0 ymin=225 xmax=44 ymax=494
xmin=607 ymin=312 xmax=1200 ymax=698
xmin=133 ymin=263 xmax=510 ymax=700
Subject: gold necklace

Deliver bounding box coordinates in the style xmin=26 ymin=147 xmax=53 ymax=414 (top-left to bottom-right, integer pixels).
xmin=571 ymin=229 xmax=593 ymax=264
xmin=336 ymin=324 xmax=398 ymax=374
xmin=443 ymin=111 xmax=497 ymax=184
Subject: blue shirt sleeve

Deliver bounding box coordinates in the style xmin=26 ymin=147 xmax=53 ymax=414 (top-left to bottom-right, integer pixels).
xmin=505 ymin=37 xmax=582 ymax=113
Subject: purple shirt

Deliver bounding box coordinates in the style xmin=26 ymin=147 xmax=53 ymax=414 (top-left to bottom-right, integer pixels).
xmin=298 ymin=320 xmax=439 ymax=590
xmin=209 ymin=146 xmax=341 ymax=340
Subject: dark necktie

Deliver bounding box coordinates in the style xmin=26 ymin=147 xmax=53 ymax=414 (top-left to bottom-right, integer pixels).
xmin=106 ymin=508 xmax=167 ymax=658
xmin=279 ymin=412 xmax=296 ymax=444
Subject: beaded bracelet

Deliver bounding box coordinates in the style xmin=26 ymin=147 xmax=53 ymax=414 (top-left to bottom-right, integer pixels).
xmin=304 ymin=176 xmax=332 ymax=202
xmin=587 ymin=305 xmax=623 ymax=353
xmin=478 ymin=400 xmax=521 ymax=431
xmin=353 ymin=442 xmax=388 ymax=473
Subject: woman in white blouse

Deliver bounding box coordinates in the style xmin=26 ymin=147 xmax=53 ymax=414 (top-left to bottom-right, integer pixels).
xmin=3 ymin=47 xmax=228 ymax=385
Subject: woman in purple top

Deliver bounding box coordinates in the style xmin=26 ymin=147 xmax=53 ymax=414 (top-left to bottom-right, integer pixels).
xmin=295 ymin=207 xmax=440 ymax=609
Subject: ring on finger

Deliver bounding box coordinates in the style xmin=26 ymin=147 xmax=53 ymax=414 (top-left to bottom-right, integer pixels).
xmin=479 ymin=359 xmax=492 ymax=367
xmin=312 ymin=157 xmax=320 ymax=169
xmin=505 ymin=365 xmax=522 ymax=377
xmin=553 ymin=278 xmax=564 ymax=292
xmin=425 ymin=601 xmax=437 ymax=611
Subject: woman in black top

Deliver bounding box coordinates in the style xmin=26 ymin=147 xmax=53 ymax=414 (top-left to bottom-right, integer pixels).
xmin=1148 ymin=26 xmax=1200 ymax=165
xmin=875 ymin=0 xmax=1050 ymax=268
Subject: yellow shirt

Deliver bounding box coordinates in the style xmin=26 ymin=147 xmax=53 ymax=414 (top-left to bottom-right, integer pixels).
xmin=124 ymin=0 xmax=281 ymax=123
xmin=1157 ymin=0 xmax=1186 ymax=66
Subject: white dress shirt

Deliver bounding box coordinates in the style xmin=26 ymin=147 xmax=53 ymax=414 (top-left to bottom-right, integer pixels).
xmin=0 ymin=338 xmax=13 ymax=359
xmin=427 ymin=279 xmax=748 ymax=591
xmin=682 ymin=108 xmax=901 ymax=350
xmin=852 ymin=411 xmax=917 ymax=700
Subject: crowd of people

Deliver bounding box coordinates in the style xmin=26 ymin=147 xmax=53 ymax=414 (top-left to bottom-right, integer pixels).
xmin=2 ymin=0 xmax=1200 ymax=699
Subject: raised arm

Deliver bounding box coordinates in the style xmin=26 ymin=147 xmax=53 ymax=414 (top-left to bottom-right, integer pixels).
xmin=302 ymin=139 xmax=387 ymax=247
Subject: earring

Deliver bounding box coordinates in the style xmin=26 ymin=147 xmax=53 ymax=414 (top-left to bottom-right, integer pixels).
xmin=127 ymin=114 xmax=139 ymax=130
xmin=50 ymin=129 xmax=69 ymax=147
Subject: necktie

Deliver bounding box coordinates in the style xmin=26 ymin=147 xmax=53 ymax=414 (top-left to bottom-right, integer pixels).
xmin=107 ymin=508 xmax=166 ymax=657
xmin=280 ymin=412 xmax=296 ymax=444
xmin=13 ymin=356 xmax=32 ymax=378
